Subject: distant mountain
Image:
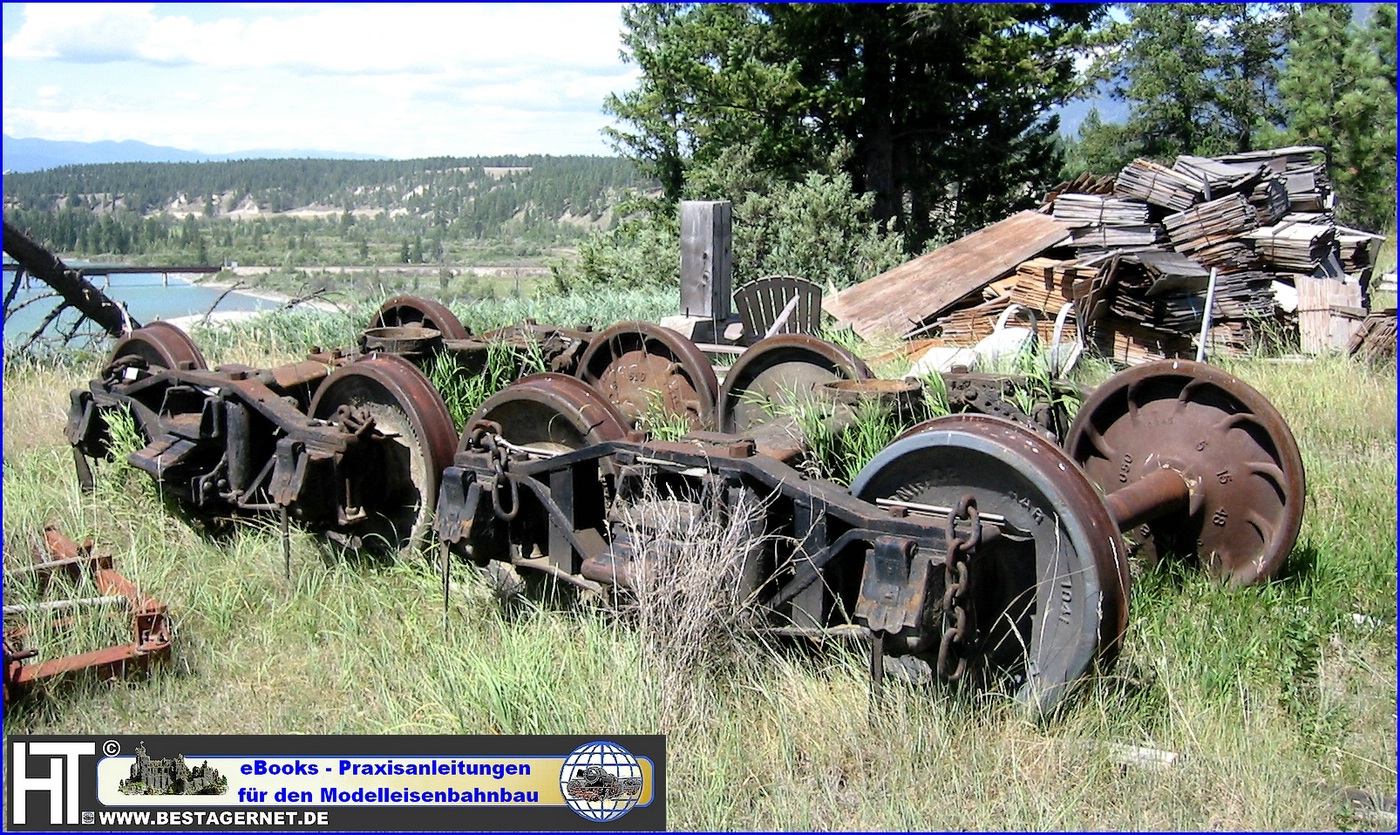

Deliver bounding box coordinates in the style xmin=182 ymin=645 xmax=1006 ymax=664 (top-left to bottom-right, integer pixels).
xmin=2 ymin=135 xmax=385 ymax=173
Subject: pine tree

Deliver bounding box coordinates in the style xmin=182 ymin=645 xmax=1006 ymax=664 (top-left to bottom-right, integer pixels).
xmin=1280 ymin=3 xmax=1397 ymax=230
xmin=1080 ymin=4 xmax=1294 ymax=161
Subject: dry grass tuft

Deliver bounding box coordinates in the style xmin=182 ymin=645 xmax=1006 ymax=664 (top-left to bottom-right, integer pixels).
xmin=612 ymin=477 xmax=772 ymax=732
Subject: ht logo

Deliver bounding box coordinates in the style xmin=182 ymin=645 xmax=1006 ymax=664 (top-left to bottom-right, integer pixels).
xmin=10 ymin=741 xmax=95 ymax=825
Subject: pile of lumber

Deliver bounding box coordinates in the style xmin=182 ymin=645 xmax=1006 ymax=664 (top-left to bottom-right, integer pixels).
xmin=1050 ymin=145 xmax=1380 ymax=361
xmin=1347 ymin=308 xmax=1397 ymax=361
xmin=826 ymin=144 xmax=1386 ymax=365
xmin=1115 ymin=159 xmax=1207 ymax=211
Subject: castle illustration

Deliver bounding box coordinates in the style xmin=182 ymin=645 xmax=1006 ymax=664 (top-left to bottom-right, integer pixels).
xmin=119 ymin=743 xmax=227 ymax=795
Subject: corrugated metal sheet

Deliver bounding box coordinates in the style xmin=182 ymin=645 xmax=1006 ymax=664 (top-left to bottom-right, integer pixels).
xmin=824 ymin=211 xmax=1073 ymax=339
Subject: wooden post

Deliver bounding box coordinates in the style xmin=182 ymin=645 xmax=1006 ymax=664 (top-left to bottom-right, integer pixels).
xmin=680 ymin=201 xmax=732 ymax=321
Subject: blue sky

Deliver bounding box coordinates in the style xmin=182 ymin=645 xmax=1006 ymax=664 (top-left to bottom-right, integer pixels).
xmin=2 ymin=3 xmax=640 ymax=158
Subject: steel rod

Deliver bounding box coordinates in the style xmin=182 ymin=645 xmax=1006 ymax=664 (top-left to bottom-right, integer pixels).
xmin=4 ymin=595 xmax=125 ymax=615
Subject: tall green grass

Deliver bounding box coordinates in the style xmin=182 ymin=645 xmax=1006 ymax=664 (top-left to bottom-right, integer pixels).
xmin=3 ymin=312 xmax=1395 ymax=830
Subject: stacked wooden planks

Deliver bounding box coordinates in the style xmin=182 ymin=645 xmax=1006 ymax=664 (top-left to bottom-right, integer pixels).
xmin=1006 ymin=257 xmax=1097 ymax=308
xmin=823 ymin=145 xmax=1380 ymax=364
xmin=925 ymin=295 xmax=1013 ymax=343
xmin=1246 ymin=219 xmax=1336 ymax=273
xmin=1191 ymin=240 xmax=1262 ymax=273
xmin=1163 ymin=194 xmax=1261 ymax=254
xmin=1347 ymin=308 xmax=1397 ymax=361
xmin=1053 ymin=194 xmax=1151 ymax=226
xmin=1115 ymin=159 xmax=1207 ymax=211
xmin=1335 ymin=225 xmax=1385 ymax=272
xmin=1217 ymin=146 xmax=1331 ymax=212
xmin=1249 ymin=178 xmax=1291 ymax=226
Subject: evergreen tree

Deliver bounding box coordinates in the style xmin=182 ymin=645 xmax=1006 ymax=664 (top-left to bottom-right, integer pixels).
xmin=605 ymin=3 xmax=1102 ymax=248
xmin=1078 ymin=3 xmax=1295 ymax=164
xmin=1280 ymin=3 xmax=1397 ymax=231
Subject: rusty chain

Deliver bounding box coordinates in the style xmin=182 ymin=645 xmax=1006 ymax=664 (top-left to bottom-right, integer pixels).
xmin=478 ymin=431 xmax=520 ymax=522
xmin=938 ymin=494 xmax=980 ymax=683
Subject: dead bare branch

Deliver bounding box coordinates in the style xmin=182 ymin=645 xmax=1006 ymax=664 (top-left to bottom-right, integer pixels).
xmin=17 ymin=302 xmax=70 ymax=355
xmin=4 ymin=290 xmax=61 ymax=323
xmin=3 ymin=269 xmax=25 ymax=314
xmin=198 ymin=281 xmax=248 ymax=328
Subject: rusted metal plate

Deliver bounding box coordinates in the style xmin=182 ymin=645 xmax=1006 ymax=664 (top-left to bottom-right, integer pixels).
xmin=1065 ymin=359 xmax=1306 ymax=586
xmin=851 ymin=414 xmax=1130 ymax=714
xmin=825 ymin=211 xmax=1074 ymax=340
xmin=576 ymin=321 xmax=719 ymax=432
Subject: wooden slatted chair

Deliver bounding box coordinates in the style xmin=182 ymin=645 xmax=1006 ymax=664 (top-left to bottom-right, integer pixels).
xmin=733 ymin=275 xmax=823 ymax=345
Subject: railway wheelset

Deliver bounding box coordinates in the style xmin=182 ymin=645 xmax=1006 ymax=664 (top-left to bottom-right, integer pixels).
xmin=65 ymin=295 xmax=1305 ymax=712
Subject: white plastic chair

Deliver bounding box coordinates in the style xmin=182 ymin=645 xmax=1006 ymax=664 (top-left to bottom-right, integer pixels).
xmin=973 ymin=304 xmax=1040 ymax=371
xmin=1046 ymin=301 xmax=1084 ymax=378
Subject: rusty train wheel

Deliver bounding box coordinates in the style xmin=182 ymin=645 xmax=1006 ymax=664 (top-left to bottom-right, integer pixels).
xmin=1065 ymin=359 xmax=1306 ymax=587
xmin=718 ymin=334 xmax=872 ymax=434
xmin=851 ymin=414 xmax=1130 ymax=715
xmin=309 ymin=354 xmax=457 ymax=556
xmin=109 ymin=321 xmax=207 ymax=372
xmin=467 ymin=373 xmax=630 ymax=453
xmin=465 ymin=374 xmax=629 ymax=592
xmin=575 ymin=321 xmax=718 ymax=432
xmin=369 ymin=295 xmax=471 ymax=341
xmin=99 ymin=323 xmax=210 ymax=465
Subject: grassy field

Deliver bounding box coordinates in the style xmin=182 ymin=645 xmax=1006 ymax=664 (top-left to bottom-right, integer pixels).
xmin=3 ymin=294 xmax=1395 ymax=830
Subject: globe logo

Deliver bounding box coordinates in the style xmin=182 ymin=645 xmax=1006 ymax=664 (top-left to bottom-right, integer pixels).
xmin=559 ymin=741 xmax=644 ymax=822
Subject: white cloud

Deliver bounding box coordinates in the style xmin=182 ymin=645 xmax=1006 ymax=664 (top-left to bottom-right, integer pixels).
xmin=5 ymin=3 xmax=628 ymax=76
xmin=3 ymin=3 xmax=156 ymax=61
xmin=1 ymin=3 xmax=640 ymax=158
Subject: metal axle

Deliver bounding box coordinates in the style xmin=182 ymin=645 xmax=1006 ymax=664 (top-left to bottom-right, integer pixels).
xmin=1103 ymin=467 xmax=1194 ymax=532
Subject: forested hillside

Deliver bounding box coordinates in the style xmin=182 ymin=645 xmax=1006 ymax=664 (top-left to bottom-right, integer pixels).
xmin=2 ymin=155 xmax=652 ymax=266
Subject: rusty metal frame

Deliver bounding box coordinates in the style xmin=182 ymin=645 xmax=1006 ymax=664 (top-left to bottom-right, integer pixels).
xmin=4 ymin=527 xmax=172 ymax=706
xmin=435 ymin=430 xmax=988 ymax=657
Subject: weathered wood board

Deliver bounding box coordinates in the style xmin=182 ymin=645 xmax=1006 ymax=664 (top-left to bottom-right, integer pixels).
xmin=824 ymin=211 xmax=1073 ymax=339
xmin=1296 ymin=274 xmax=1364 ymax=354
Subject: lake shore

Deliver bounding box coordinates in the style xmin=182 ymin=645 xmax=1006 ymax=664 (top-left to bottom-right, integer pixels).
xmin=162 ymin=278 xmax=347 ymax=332
xmin=194 ymin=278 xmax=347 ymax=312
